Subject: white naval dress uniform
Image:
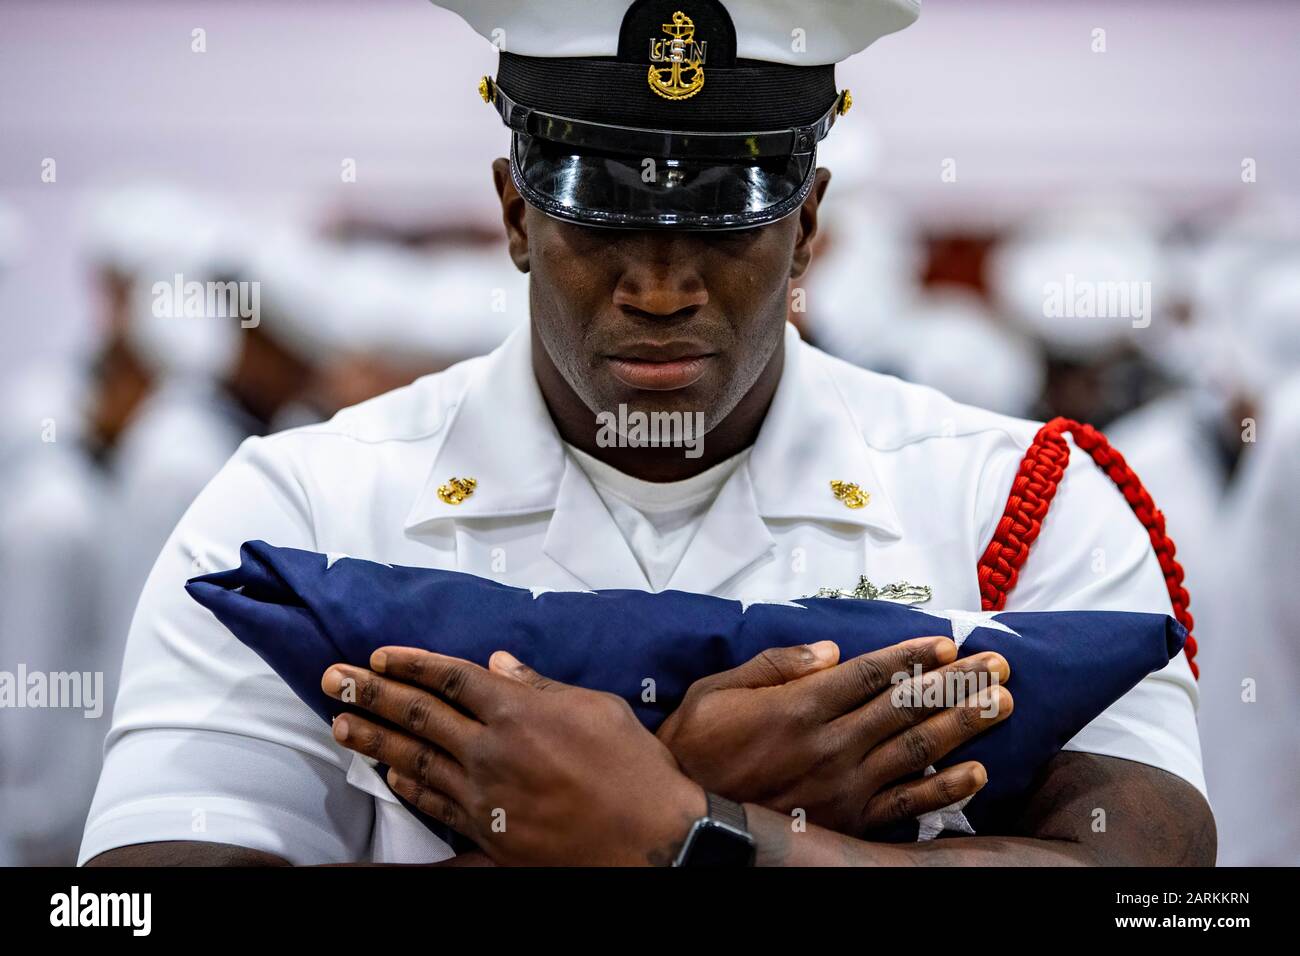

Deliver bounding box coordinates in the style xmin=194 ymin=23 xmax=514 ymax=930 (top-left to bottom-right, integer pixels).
xmin=79 ymin=324 xmax=1203 ymax=864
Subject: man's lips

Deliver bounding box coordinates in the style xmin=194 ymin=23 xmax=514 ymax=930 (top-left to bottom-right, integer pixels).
xmin=605 ymin=352 xmax=715 ymax=391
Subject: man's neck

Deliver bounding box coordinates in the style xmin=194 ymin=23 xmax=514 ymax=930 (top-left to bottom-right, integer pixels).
xmin=531 ymin=327 xmax=784 ymax=483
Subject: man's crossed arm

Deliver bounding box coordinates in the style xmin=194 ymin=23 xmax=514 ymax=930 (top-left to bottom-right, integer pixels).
xmin=86 ymin=638 xmax=1215 ymax=867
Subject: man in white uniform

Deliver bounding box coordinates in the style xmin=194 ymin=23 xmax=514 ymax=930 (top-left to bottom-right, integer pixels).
xmin=81 ymin=0 xmax=1211 ymax=866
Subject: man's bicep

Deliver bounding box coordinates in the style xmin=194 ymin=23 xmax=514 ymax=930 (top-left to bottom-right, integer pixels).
xmin=85 ymin=841 xmax=291 ymax=867
xmin=1013 ymin=751 xmax=1216 ymax=866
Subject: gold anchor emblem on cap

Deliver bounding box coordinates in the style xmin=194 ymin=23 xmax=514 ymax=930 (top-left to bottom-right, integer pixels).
xmin=830 ymin=479 xmax=870 ymax=510
xmin=477 ymin=75 xmax=495 ymax=104
xmin=648 ymin=11 xmax=706 ymax=100
xmin=836 ymin=89 xmax=853 ymax=116
xmin=437 ymin=477 xmax=478 ymax=505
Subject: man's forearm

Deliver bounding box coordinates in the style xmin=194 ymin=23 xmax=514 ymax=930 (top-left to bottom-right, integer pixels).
xmin=85 ymin=842 xmax=496 ymax=867
xmin=741 ymin=752 xmax=1216 ymax=867
xmin=745 ymin=805 xmax=1097 ymax=866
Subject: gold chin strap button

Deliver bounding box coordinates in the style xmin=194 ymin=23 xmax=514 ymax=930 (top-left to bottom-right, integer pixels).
xmin=437 ymin=477 xmax=478 ymax=506
xmin=830 ymin=479 xmax=869 ymax=509
xmin=836 ymin=89 xmax=853 ymax=116
xmin=478 ymin=75 xmax=495 ymax=104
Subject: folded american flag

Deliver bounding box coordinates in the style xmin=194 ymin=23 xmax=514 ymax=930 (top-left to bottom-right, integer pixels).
xmin=186 ymin=540 xmax=1185 ymax=841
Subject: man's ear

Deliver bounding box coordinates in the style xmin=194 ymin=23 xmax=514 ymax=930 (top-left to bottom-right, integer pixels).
xmin=492 ymin=157 xmax=530 ymax=273
xmin=789 ymin=167 xmax=832 ymax=280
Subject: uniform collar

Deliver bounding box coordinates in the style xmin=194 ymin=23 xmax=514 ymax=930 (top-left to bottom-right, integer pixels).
xmin=748 ymin=324 xmax=902 ymax=538
xmin=404 ymin=328 xmax=567 ymax=530
xmin=404 ymin=323 xmax=902 ymax=540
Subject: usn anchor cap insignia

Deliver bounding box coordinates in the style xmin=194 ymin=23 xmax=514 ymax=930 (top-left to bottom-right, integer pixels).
xmin=648 ymin=11 xmax=706 ymax=100
xmin=829 ymin=479 xmax=870 ymax=510
xmin=437 ymin=477 xmax=477 ymax=506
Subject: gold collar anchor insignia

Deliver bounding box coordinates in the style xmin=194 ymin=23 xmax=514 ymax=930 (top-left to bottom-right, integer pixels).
xmin=436 ymin=477 xmax=478 ymax=506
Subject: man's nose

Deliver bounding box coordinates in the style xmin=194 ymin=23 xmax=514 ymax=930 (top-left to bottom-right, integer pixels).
xmin=611 ymin=237 xmax=709 ymax=319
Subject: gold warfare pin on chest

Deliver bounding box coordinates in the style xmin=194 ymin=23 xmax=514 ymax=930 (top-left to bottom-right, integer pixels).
xmin=648 ymin=11 xmax=706 ymax=100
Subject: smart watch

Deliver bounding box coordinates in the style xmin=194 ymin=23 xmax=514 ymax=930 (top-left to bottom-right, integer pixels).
xmin=672 ymin=792 xmax=756 ymax=867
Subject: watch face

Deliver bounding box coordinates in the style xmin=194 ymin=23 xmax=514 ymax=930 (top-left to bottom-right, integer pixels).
xmin=679 ymin=819 xmax=757 ymax=867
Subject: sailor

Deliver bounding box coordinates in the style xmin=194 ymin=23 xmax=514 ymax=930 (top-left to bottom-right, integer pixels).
xmin=299 ymin=242 xmax=530 ymax=418
xmin=81 ymin=0 xmax=1211 ymax=867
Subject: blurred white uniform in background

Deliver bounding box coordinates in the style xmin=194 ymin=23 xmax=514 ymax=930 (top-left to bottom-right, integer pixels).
xmin=799 ymin=127 xmax=923 ymax=374
xmin=1197 ymin=374 xmax=1300 ymax=865
xmin=2 ymin=205 xmax=109 ymax=864
xmin=329 ymin=241 xmax=528 ymax=374
xmin=0 ymin=363 xmax=110 ymax=865
xmin=892 ymin=287 xmax=1043 ymax=419
xmin=1108 ymin=209 xmax=1300 ymax=865
xmin=1192 ymin=249 xmax=1300 ymax=866
xmin=989 ymin=200 xmax=1169 ymax=363
xmin=1106 ymin=392 xmax=1228 ymax=643
xmin=98 ymin=194 xmax=258 ymax=679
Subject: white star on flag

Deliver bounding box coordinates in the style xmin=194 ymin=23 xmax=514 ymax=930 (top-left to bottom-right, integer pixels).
xmin=529 ymin=586 xmax=596 ymax=599
xmin=324 ymin=553 xmax=392 ymax=570
xmin=911 ymin=607 xmax=1021 ymax=648
xmin=916 ymin=766 xmax=978 ymax=841
xmin=736 ymin=596 xmax=807 ymax=613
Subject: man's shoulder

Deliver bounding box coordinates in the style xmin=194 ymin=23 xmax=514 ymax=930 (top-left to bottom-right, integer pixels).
xmin=799 ymin=336 xmax=1042 ymax=454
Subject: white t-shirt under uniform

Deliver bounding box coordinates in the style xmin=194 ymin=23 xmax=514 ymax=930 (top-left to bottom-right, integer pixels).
xmin=566 ymin=444 xmax=749 ymax=592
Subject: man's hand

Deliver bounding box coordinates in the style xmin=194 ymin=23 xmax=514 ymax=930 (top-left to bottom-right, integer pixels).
xmin=321 ymin=648 xmax=705 ymax=866
xmin=655 ymin=637 xmax=1012 ymax=835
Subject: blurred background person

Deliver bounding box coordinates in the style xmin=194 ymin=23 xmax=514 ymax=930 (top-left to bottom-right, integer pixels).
xmin=101 ymin=214 xmax=329 ymax=664
xmin=1196 ymin=373 xmax=1300 ymax=866
xmin=0 ymin=364 xmax=109 ymax=866
xmin=891 ymin=286 xmax=1043 ymax=419
xmin=986 ymin=199 xmax=1172 ymax=427
xmin=798 ymin=126 xmax=923 ymax=374
xmin=297 ymin=239 xmax=528 ymax=421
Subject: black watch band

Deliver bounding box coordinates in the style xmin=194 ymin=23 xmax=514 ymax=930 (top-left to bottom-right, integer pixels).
xmin=705 ymin=792 xmax=748 ymax=832
xmin=673 ymin=792 xmax=756 ymax=867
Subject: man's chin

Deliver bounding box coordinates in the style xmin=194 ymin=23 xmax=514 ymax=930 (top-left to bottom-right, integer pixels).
xmin=583 ymin=383 xmax=717 ymax=449
xmin=593 ymin=381 xmax=717 ymax=416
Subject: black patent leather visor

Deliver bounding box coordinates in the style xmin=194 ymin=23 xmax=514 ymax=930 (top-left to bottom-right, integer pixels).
xmin=510 ymin=131 xmax=818 ymax=230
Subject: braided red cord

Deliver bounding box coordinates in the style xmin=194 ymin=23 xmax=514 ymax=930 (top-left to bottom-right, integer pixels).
xmin=976 ymin=417 xmax=1198 ymax=679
